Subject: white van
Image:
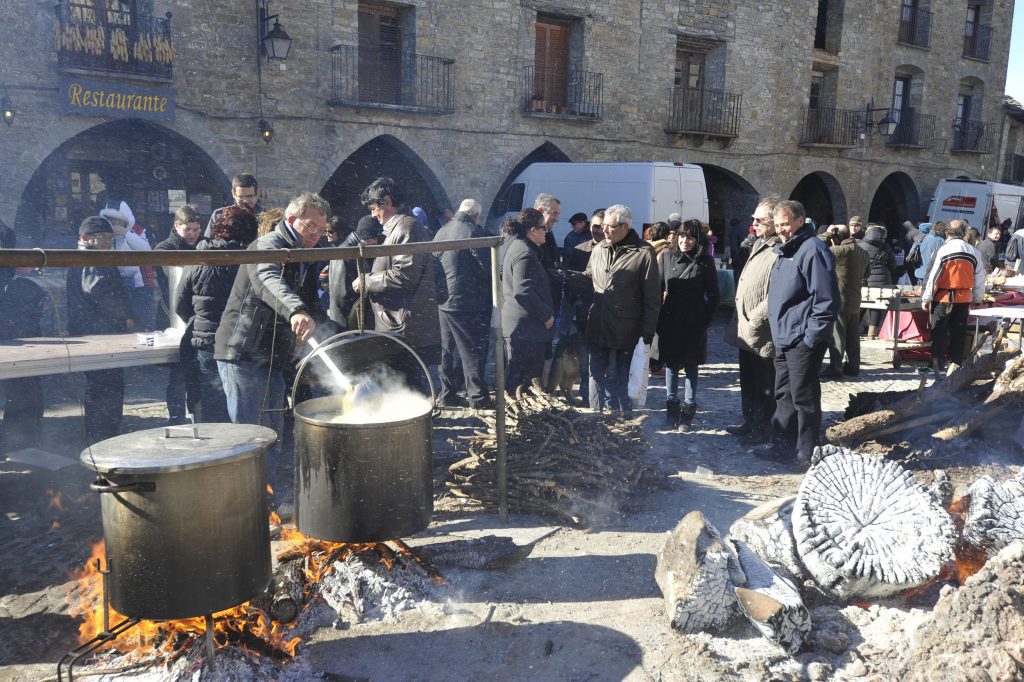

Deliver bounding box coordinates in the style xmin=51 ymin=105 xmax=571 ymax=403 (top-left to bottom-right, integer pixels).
xmin=926 ymin=178 xmax=1024 ymax=232
xmin=489 ymin=162 xmax=709 ymax=246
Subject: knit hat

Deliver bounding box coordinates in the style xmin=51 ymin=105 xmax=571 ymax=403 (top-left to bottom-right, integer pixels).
xmin=918 ymin=222 xmax=932 ymax=234
xmin=411 ymin=206 xmax=429 ymax=226
xmin=355 ymin=214 xmax=383 ymax=241
xmin=79 ymin=216 xmax=113 ymax=235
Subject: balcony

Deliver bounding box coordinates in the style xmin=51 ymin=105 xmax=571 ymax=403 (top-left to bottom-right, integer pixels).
xmin=951 ymin=119 xmax=995 ymax=153
xmin=898 ymin=7 xmax=931 ymax=48
xmin=963 ymin=24 xmax=992 ymax=61
xmin=799 ymin=107 xmax=860 ymax=147
xmin=329 ymin=44 xmax=454 ymax=114
xmin=886 ymin=111 xmax=935 ymax=148
xmin=666 ymin=87 xmax=741 ymax=138
xmin=55 ymin=4 xmax=173 ymax=82
xmin=521 ymin=65 xmax=603 ymax=120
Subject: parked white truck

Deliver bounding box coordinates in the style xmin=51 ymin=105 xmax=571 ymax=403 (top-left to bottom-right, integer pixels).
xmin=490 ymin=162 xmax=709 ymax=246
xmin=926 ymin=178 xmax=1024 ymax=231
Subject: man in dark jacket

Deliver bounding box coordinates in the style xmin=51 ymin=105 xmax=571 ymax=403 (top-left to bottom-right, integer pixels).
xmin=565 ymin=209 xmax=605 ymax=406
xmin=353 ymin=177 xmax=441 ymax=369
xmin=327 ymin=214 xmax=383 ymax=330
xmin=205 ymin=173 xmax=263 ymax=238
xmin=977 ymin=224 xmax=1002 ymax=274
xmin=433 ymin=199 xmax=492 ymax=409
xmin=214 ymin=192 xmax=328 ymax=436
xmin=66 ymin=216 xmax=133 ymax=444
xmin=562 ymin=212 xmax=591 ymax=267
xmin=586 ymin=204 xmax=661 ymax=417
xmin=766 ymin=200 xmax=840 ymax=466
xmin=154 ymin=204 xmax=202 ymax=425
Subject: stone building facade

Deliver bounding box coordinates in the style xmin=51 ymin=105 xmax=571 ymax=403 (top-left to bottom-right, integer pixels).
xmin=0 ymin=0 xmax=1016 ymax=248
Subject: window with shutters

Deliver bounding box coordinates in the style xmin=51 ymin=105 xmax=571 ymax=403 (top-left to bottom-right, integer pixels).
xmin=667 ymin=35 xmax=738 ymax=137
xmin=358 ymin=2 xmax=407 ymax=105
xmin=533 ymin=15 xmax=571 ymax=111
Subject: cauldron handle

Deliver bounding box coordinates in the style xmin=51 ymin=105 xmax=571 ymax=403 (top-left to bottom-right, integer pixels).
xmin=290 ymin=330 xmax=436 ymax=409
xmin=90 ymin=478 xmax=157 ymax=494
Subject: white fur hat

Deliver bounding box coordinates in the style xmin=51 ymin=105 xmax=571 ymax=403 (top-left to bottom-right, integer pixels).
xmin=99 ymin=200 xmax=135 ymax=228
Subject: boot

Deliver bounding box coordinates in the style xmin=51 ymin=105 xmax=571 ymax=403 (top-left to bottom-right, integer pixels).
xmin=678 ymin=402 xmax=696 ymax=431
xmin=866 ymin=324 xmax=878 ymax=339
xmin=665 ymin=399 xmax=680 ymax=429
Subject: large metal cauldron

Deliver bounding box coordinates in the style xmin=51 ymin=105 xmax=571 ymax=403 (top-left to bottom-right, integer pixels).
xmin=81 ymin=424 xmax=276 ymax=620
xmin=291 ymin=331 xmax=435 ymax=542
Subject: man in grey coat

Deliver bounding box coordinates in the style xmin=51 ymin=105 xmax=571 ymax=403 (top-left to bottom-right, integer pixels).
xmin=585 ymin=204 xmax=661 ymax=417
xmin=725 ymin=195 xmax=781 ymax=443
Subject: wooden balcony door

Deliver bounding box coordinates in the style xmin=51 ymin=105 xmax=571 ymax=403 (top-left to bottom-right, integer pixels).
xmin=534 ymin=17 xmax=570 ymax=110
xmin=358 ymin=2 xmax=403 ymax=105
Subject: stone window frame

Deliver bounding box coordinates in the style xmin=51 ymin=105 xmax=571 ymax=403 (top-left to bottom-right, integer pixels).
xmin=813 ymin=0 xmax=845 ymax=56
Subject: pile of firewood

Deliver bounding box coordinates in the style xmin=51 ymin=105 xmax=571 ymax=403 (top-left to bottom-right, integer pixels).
xmin=446 ymin=386 xmax=662 ymax=525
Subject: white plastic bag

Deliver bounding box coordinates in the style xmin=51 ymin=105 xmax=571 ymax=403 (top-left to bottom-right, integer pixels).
xmin=627 ymin=339 xmax=651 ymax=406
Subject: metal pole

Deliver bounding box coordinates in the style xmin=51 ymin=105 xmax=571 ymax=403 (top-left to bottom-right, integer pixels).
xmin=491 ymin=243 xmax=507 ymax=522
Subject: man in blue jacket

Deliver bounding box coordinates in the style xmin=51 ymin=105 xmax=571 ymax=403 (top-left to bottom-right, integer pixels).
xmin=765 ymin=200 xmax=840 ymax=466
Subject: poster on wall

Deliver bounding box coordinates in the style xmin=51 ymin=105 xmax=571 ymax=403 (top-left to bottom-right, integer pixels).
xmin=168 ymin=189 xmax=187 ymax=213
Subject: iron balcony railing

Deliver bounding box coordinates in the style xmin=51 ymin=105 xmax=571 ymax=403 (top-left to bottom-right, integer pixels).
xmin=666 ymin=87 xmax=741 ymax=137
xmin=522 ymin=65 xmax=603 ymax=120
xmin=886 ymin=111 xmax=935 ymax=148
xmin=55 ymin=3 xmax=173 ymax=80
xmin=800 ymin=107 xmax=860 ymax=146
xmin=962 ymin=23 xmax=992 ymax=61
xmin=951 ymin=119 xmax=995 ymax=153
xmin=329 ymin=44 xmax=454 ymax=114
xmin=898 ymin=6 xmax=932 ymax=48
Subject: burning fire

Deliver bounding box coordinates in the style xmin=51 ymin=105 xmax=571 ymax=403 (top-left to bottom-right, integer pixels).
xmin=47 ymin=489 xmax=64 ymax=511
xmin=67 ymin=541 xmax=300 ymax=661
xmin=947 ymin=494 xmax=988 ymax=584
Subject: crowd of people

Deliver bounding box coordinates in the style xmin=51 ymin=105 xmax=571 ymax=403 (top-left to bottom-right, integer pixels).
xmin=0 ymin=174 xmax=998 ymax=468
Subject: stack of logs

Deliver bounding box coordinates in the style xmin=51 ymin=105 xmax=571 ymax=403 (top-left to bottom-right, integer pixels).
xmin=656 ymin=446 xmax=1024 ymax=654
xmin=446 ymin=386 xmax=662 ymax=526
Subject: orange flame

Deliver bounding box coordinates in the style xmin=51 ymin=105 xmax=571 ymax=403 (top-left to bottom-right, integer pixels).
xmin=47 ymin=489 xmax=64 ymax=511
xmin=51 ymin=520 xmax=61 ymax=531
xmin=952 ymin=541 xmax=988 ymax=584
xmin=269 ymin=510 xmax=282 ymax=526
xmin=67 ymin=540 xmax=301 ymax=660
xmin=266 ymin=484 xmax=274 ymax=495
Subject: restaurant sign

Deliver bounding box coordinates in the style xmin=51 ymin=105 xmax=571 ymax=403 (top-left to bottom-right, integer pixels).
xmin=60 ymin=77 xmax=175 ymax=122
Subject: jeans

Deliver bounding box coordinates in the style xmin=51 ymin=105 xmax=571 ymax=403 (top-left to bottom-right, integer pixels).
xmin=772 ymin=341 xmax=826 ymax=461
xmin=165 ymin=344 xmax=200 ymax=423
xmin=217 ymin=359 xmax=284 ymax=436
xmin=196 ymin=349 xmax=229 ymax=423
xmin=589 ymin=345 xmax=633 ymax=414
xmin=665 ymin=361 xmax=698 ymax=406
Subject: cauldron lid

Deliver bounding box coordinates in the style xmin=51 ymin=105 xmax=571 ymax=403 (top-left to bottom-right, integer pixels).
xmin=80 ymin=423 xmax=278 ymax=474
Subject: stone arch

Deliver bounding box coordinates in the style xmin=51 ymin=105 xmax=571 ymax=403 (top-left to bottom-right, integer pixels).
xmin=789 ymin=171 xmax=847 ymax=227
xmin=319 ymin=134 xmax=450 ymax=230
xmin=15 ymin=119 xmax=231 ymax=248
xmin=868 ymin=172 xmax=920 ymax=238
xmin=486 ymin=141 xmax=572 ymax=225
xmin=694 ymin=164 xmax=759 ymax=244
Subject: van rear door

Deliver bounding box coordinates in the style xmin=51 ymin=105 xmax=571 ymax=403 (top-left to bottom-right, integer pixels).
xmin=928 ymin=180 xmax=991 ymax=225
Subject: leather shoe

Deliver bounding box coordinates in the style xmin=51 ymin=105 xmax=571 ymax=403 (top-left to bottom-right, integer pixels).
xmin=726 ymin=422 xmax=753 ymax=437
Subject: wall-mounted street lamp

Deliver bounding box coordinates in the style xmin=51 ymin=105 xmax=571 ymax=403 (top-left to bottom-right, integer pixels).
xmin=864 ymin=99 xmax=899 ymax=136
xmin=259 ymin=118 xmax=274 ymax=143
xmin=1 ymin=91 xmax=14 ymax=126
xmin=259 ymin=1 xmax=293 ymax=62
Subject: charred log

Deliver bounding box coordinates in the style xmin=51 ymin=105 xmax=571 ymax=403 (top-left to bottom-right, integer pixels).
xmin=727 ymin=497 xmax=804 ymax=584
xmin=792 ymin=446 xmax=956 ymax=599
xmin=732 ymin=540 xmax=811 ymax=654
xmin=963 ymin=471 xmax=1024 ymax=556
xmin=933 ymin=353 xmax=1024 ymax=442
xmin=269 ymin=558 xmax=306 ymax=624
xmin=655 ymin=511 xmax=745 ymax=633
xmin=412 ymin=535 xmax=533 ymax=570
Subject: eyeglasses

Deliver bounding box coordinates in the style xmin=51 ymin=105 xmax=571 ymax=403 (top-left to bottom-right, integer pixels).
xmin=751 ymin=216 xmax=771 ymax=225
xmin=602 ymin=222 xmax=627 ymax=231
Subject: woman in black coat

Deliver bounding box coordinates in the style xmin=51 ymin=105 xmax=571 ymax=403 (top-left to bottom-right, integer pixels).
xmin=859 ymin=224 xmax=898 ymax=337
xmin=656 ymin=219 xmax=720 ymax=429
xmin=501 ymin=208 xmax=554 ymax=392
xmin=175 ymin=206 xmax=258 ymax=422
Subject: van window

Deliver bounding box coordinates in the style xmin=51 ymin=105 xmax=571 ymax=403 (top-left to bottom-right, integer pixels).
xmin=496 ymin=183 xmax=525 ymax=216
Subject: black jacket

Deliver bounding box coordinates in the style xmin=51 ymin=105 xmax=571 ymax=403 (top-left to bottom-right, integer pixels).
xmin=0 ymin=276 xmax=48 ymax=338
xmin=154 ymin=230 xmax=196 ymax=330
xmin=656 ymin=249 xmax=720 ymax=367
xmin=175 ymin=237 xmax=246 ymax=352
xmin=501 ymin=236 xmax=554 ymax=343
xmin=66 ymin=245 xmax=131 ymax=336
xmin=213 ymin=221 xmax=325 ymax=368
xmin=327 ymin=231 xmax=373 ymax=327
xmin=205 ymin=202 xmax=264 ymax=239
xmin=433 ymin=213 xmax=490 ymax=315
xmin=585 ymin=229 xmax=661 ymax=350
xmin=859 ymin=226 xmax=898 ymax=286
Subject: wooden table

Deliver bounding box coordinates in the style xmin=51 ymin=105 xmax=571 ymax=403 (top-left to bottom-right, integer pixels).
xmin=0 ymin=334 xmax=180 ymax=380
xmin=859 ymin=286 xmax=928 ymax=368
xmin=969 ymin=305 xmax=1024 ymax=349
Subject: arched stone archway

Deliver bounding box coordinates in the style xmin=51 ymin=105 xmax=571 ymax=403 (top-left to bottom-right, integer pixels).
xmin=319 ymin=135 xmax=451 ymax=230
xmin=789 ymin=171 xmax=847 ymax=227
xmin=486 ymin=141 xmax=571 ymax=226
xmin=694 ymin=164 xmax=759 ymax=246
xmin=15 ymin=119 xmax=230 ymax=248
xmin=868 ymin=172 xmax=920 ymax=238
